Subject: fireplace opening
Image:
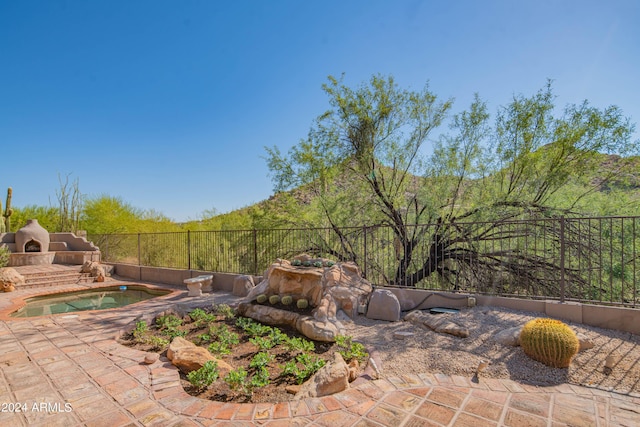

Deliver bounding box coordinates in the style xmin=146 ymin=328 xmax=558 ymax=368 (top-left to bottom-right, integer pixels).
xmin=25 ymin=240 xmax=42 ymax=253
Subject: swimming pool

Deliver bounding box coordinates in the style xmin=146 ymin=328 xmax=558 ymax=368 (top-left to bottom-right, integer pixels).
xmin=10 ymin=285 xmax=172 ymax=318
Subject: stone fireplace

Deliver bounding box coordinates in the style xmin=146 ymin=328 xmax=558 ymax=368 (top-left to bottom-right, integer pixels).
xmin=0 ymin=219 xmax=100 ymax=266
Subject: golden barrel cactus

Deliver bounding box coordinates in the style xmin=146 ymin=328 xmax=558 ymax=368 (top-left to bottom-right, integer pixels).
xmin=520 ymin=318 xmax=579 ymax=368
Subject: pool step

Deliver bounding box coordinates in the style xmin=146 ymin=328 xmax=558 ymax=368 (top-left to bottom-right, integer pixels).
xmin=13 ymin=266 xmax=97 ymax=290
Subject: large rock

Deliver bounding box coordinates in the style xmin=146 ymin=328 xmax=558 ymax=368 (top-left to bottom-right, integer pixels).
xmin=167 ymin=337 xmax=233 ymax=375
xmin=232 ymin=275 xmax=255 ymax=297
xmin=0 ymin=267 xmax=25 ymax=292
xmin=366 ymin=289 xmax=401 ymax=322
xmin=237 ymin=303 xmax=302 ymax=330
xmin=494 ymin=326 xmax=522 ymax=346
xmin=241 ymin=257 xmax=373 ymax=342
xmin=81 ymin=261 xmax=105 ymax=282
xmin=404 ymin=310 xmax=469 ymax=338
xmin=294 ymin=352 xmax=349 ymax=399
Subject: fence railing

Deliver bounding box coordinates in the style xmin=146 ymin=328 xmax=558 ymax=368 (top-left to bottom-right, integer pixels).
xmin=89 ymin=215 xmax=640 ymax=308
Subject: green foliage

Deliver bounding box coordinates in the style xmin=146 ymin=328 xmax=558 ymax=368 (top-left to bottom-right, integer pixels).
xmin=282 ymin=336 xmax=315 ymax=353
xmin=280 ymin=353 xmax=326 ymax=384
xmin=268 ymin=295 xmax=280 ymax=305
xmin=224 ymin=367 xmax=250 ymax=395
xmin=187 ymin=360 xmax=219 ymax=389
xmin=189 ymin=308 xmax=215 ymax=326
xmin=215 ymin=303 xmax=236 ymax=319
xmin=249 ymin=336 xmax=275 ymax=350
xmin=335 ymin=335 xmax=368 ymax=363
xmin=0 ymin=245 xmax=10 ymax=268
xmin=256 ymin=294 xmax=268 ymax=304
xmin=519 ymin=318 xmax=579 ymax=368
xmin=250 ymin=351 xmax=274 ymax=369
xmin=155 ymin=314 xmax=185 ymax=339
xmin=132 ymin=320 xmax=148 ymax=341
xmin=0 ymin=187 xmax=13 ymax=233
xmin=207 ymin=324 xmax=239 ymax=355
xmin=131 ymin=320 xmax=168 ymax=349
xmin=296 ymin=299 xmax=309 ymax=309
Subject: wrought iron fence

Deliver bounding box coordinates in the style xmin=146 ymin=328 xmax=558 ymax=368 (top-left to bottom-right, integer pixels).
xmin=89 ymin=215 xmax=640 ymax=308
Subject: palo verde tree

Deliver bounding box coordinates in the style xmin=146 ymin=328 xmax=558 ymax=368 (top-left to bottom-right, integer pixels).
xmin=266 ymin=75 xmax=637 ymax=299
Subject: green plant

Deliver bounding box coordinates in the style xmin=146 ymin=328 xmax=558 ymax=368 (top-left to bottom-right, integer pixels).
xmin=155 ymin=314 xmax=186 ymax=339
xmin=189 ymin=308 xmax=214 ymax=326
xmin=282 ymin=336 xmax=315 ymax=352
xmin=250 ymin=351 xmax=274 ymax=369
xmin=269 ymin=295 xmax=280 ymax=305
xmin=215 ymin=303 xmax=235 ymax=319
xmin=250 ymin=367 xmax=270 ymax=388
xmin=187 ymin=360 xmax=219 ymax=389
xmin=249 ymin=336 xmax=275 ymax=350
xmin=303 ymin=261 xmax=312 ymax=267
xmin=281 ymin=295 xmax=293 ymax=305
xmin=313 ymin=261 xmax=323 ymax=268
xmin=0 ymin=245 xmax=10 ymax=268
xmin=0 ymin=187 xmax=13 ymax=233
xmin=292 ymin=259 xmax=302 ymax=266
xmin=335 ymin=335 xmax=368 ymax=363
xmin=519 ymin=318 xmax=580 ymax=368
xmin=225 ymin=367 xmax=250 ymax=395
xmin=132 ymin=320 xmax=148 ymax=342
xmin=256 ymin=294 xmax=268 ymax=304
xmin=296 ymin=299 xmax=309 ymax=309
xmin=207 ymin=325 xmax=239 ymax=355
xmin=280 ymin=354 xmax=326 ymax=385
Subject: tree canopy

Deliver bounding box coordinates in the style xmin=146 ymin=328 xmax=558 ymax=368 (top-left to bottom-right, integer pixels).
xmin=266 ymin=74 xmax=638 ymax=291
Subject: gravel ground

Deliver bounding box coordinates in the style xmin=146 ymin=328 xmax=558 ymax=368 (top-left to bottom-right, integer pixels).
xmin=343 ymin=306 xmax=640 ymax=394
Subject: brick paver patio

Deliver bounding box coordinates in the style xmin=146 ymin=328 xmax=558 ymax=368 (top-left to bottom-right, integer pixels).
xmin=1 ymin=270 xmax=639 ymax=426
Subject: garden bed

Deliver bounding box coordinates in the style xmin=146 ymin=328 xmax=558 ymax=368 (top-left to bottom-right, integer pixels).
xmin=118 ymin=304 xmax=368 ymax=403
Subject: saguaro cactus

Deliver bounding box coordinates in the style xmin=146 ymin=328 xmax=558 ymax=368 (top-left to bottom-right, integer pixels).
xmin=2 ymin=187 xmax=13 ymax=232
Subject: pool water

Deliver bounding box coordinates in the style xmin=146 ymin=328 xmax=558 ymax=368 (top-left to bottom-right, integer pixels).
xmin=10 ymin=285 xmax=171 ymax=318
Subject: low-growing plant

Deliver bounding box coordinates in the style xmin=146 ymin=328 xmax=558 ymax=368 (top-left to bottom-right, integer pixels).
xmin=132 ymin=320 xmax=148 ymax=342
xmin=291 ymin=259 xmax=302 ymax=266
xmin=268 ymin=295 xmax=280 ymax=305
xmin=296 ymin=299 xmax=309 ymax=309
xmin=225 ymin=367 xmax=250 ymax=395
xmin=250 ymin=351 xmax=274 ymax=369
xmin=282 ymin=336 xmax=315 ymax=353
xmin=187 ymin=360 xmax=219 ymax=390
xmin=281 ymin=295 xmax=293 ymax=305
xmin=256 ymin=294 xmax=268 ymax=304
xmin=196 ymin=333 xmax=212 ymax=344
xmin=0 ymin=246 xmax=10 ymax=268
xmin=156 ymin=314 xmax=186 ymax=338
xmin=281 ymin=353 xmax=326 ymax=384
xmin=189 ymin=308 xmax=215 ymax=326
xmin=335 ymin=335 xmax=368 ymax=363
xmin=269 ymin=327 xmax=288 ymax=345
xmin=207 ymin=325 xmax=239 ymax=355
xmin=250 ymin=367 xmax=270 ymax=388
xmin=249 ymin=336 xmax=275 ymax=350
xmin=313 ymin=261 xmax=323 ymax=268
xmin=215 ymin=303 xmax=235 ymax=319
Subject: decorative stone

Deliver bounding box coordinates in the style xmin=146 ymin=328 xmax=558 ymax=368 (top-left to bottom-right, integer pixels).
xmin=404 ymin=310 xmax=469 ymax=338
xmin=366 ymin=289 xmax=401 ymax=322
xmin=347 ymin=359 xmax=359 ymax=382
xmin=393 ymin=331 xmax=414 ymax=340
xmin=494 ymin=326 xmax=522 ymax=346
xmin=240 ymin=256 xmax=373 ymax=342
xmin=81 ymin=261 xmax=105 ymax=282
xmin=143 ymin=353 xmax=159 ymax=364
xmin=232 ymin=275 xmax=255 ymax=297
xmin=294 ymin=352 xmax=349 ymax=399
xmin=576 ymin=332 xmax=595 ymax=351
xmin=0 ymin=267 xmax=25 ymax=292
xmin=167 ymin=337 xmax=233 ymax=375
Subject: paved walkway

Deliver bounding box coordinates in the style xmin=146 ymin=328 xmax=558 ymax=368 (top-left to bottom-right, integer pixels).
xmin=0 ymin=275 xmax=639 ymax=426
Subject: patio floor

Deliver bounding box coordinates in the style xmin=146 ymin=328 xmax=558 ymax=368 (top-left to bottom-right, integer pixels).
xmin=0 ymin=270 xmax=639 ymax=426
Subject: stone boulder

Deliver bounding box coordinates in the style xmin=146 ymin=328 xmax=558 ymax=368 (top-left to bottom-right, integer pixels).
xmin=232 ymin=275 xmax=255 ymax=297
xmin=0 ymin=267 xmax=25 ymax=292
xmin=404 ymin=310 xmax=469 ymax=338
xmin=167 ymin=337 xmax=233 ymax=375
xmin=366 ymin=289 xmax=401 ymax=322
xmin=241 ymin=257 xmax=373 ymax=342
xmin=294 ymin=352 xmax=349 ymax=399
xmin=494 ymin=326 xmax=522 ymax=346
xmin=81 ymin=261 xmax=105 ymax=282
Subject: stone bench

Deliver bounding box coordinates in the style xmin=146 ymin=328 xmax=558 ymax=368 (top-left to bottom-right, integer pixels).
xmin=183 ymin=275 xmax=214 ymax=297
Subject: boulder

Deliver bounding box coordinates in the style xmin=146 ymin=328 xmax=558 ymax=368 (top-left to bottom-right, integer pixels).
xmin=366 ymin=289 xmax=401 ymax=322
xmin=0 ymin=267 xmax=24 ymax=292
xmin=404 ymin=310 xmax=469 ymax=338
xmin=494 ymin=326 xmax=522 ymax=346
xmin=232 ymin=275 xmax=255 ymax=297
xmin=296 ymin=316 xmax=343 ymax=342
xmin=294 ymin=352 xmax=349 ymax=399
xmin=167 ymin=337 xmax=233 ymax=375
xmin=576 ymin=332 xmax=595 ymax=351
xmin=81 ymin=261 xmax=105 ymax=282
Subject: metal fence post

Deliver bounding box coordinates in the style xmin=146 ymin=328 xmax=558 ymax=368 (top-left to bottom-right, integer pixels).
xmin=137 ymin=233 xmax=141 ymax=266
xmin=253 ymin=229 xmax=258 ymax=275
xmin=362 ymin=225 xmax=368 ymax=279
xmin=187 ymin=230 xmax=191 ymax=271
xmin=559 ymin=216 xmax=566 ymax=303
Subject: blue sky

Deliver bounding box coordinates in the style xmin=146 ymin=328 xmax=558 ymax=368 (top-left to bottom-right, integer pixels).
xmin=1 ymin=0 xmax=638 ymax=222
